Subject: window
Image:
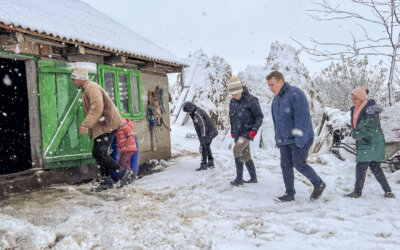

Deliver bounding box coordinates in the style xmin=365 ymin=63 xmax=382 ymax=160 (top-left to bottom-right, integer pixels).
xmin=98 ymin=65 xmax=143 ymax=119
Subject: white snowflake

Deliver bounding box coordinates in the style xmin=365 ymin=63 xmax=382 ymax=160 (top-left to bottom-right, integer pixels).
xmin=292 ymin=128 xmax=304 ymax=137
xmin=3 ymin=74 xmax=12 ymax=86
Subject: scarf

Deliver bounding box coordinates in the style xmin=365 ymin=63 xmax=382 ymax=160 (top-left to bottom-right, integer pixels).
xmin=352 ymin=86 xmax=367 ymax=129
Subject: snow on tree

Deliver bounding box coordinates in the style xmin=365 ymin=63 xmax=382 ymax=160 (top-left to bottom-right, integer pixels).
xmin=296 ymin=0 xmax=400 ymax=106
xmin=239 ymin=42 xmax=324 ymax=152
xmin=170 ymin=50 xmax=232 ymax=131
xmin=312 ymin=55 xmax=388 ymax=111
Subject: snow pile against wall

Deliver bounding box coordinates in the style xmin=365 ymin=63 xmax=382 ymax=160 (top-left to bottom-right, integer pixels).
xmin=0 ymin=0 xmax=185 ymax=66
xmin=170 ymin=50 xmax=231 ymax=130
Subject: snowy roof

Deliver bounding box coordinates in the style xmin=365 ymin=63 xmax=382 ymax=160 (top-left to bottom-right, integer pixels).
xmin=0 ymin=0 xmax=186 ymax=66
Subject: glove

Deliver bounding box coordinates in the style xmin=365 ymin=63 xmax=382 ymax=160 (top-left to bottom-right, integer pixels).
xmin=249 ymin=130 xmax=257 ymax=138
xmin=231 ymin=133 xmax=235 ymax=138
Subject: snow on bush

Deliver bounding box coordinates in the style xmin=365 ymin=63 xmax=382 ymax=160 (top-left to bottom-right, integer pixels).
xmin=312 ymin=55 xmax=388 ymax=110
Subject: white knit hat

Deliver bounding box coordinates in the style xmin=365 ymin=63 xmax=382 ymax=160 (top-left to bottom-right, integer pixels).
xmin=229 ymin=76 xmax=243 ymax=95
xmin=71 ymin=67 xmax=89 ymax=81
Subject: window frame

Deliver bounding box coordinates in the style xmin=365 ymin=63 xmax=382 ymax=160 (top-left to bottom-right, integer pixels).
xmin=98 ymin=64 xmax=144 ymax=120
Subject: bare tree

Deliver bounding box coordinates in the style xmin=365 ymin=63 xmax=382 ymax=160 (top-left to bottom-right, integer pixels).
xmin=313 ymin=55 xmax=388 ymax=110
xmin=295 ymin=0 xmax=400 ymax=105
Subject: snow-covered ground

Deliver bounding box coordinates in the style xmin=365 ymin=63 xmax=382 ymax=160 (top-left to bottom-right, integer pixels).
xmin=1 ymin=124 xmax=400 ymax=249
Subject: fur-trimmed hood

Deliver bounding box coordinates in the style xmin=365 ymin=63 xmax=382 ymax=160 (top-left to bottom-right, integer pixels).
xmin=351 ymin=99 xmax=382 ymax=126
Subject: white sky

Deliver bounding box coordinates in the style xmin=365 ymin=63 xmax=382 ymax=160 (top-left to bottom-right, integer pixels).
xmin=81 ymin=0 xmax=382 ymax=74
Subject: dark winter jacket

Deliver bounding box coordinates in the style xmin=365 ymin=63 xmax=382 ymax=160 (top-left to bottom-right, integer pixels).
xmin=229 ymin=87 xmax=264 ymax=142
xmin=183 ymin=102 xmax=218 ymax=144
xmin=351 ymin=99 xmax=385 ymax=162
xmin=271 ymin=83 xmax=314 ymax=148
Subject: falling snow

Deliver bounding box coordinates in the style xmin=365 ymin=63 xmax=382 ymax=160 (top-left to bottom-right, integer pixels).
xmin=2 ymin=74 xmax=12 ymax=86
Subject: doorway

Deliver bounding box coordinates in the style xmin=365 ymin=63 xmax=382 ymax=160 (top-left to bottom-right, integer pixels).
xmin=0 ymin=58 xmax=32 ymax=174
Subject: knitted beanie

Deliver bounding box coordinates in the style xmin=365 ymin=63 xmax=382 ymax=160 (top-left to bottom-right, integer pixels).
xmin=71 ymin=67 xmax=89 ymax=81
xmin=229 ymin=76 xmax=243 ymax=95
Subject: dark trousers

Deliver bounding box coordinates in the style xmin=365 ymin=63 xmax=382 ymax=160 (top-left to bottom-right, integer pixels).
xmin=280 ymin=139 xmax=323 ymax=196
xmin=200 ymin=142 xmax=213 ymax=164
xmin=92 ymin=130 xmax=120 ymax=176
xmin=354 ymin=161 xmax=391 ymax=194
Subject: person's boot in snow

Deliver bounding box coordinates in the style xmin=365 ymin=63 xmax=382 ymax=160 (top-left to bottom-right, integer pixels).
xmin=310 ymin=182 xmax=326 ymax=200
xmin=91 ymin=175 xmax=113 ymax=192
xmin=344 ymin=191 xmax=362 ymax=198
xmin=277 ymin=194 xmax=295 ymax=202
xmin=117 ymin=170 xmax=135 ymax=189
xmin=230 ymin=157 xmax=244 ymax=186
xmin=384 ymin=192 xmax=395 ymax=198
xmin=207 ymin=158 xmax=215 ymax=169
xmin=243 ymin=160 xmax=258 ymax=183
xmin=196 ymin=162 xmax=208 ymax=171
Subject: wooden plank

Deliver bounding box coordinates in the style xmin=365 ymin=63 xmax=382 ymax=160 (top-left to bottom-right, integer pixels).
xmin=78 ymin=100 xmax=92 ymax=153
xmin=66 ymin=76 xmax=80 ymax=153
xmin=57 ymin=73 xmax=74 ymax=155
xmin=40 ymin=44 xmax=53 ymax=57
xmin=0 ymin=32 xmax=24 ymax=45
xmin=104 ymin=55 xmax=126 ymax=65
xmin=4 ymin=41 xmax=40 ymax=56
xmin=26 ymin=60 xmax=43 ymax=169
xmin=38 ymin=72 xmax=58 ymax=153
xmin=62 ymin=46 xmax=85 ymax=56
xmin=44 ymin=90 xmax=81 ymax=157
xmin=44 ymin=153 xmax=93 ymax=163
xmin=67 ymin=54 xmax=104 ymax=64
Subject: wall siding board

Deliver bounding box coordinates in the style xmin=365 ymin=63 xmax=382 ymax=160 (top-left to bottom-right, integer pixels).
xmin=39 ymin=73 xmax=58 ymax=152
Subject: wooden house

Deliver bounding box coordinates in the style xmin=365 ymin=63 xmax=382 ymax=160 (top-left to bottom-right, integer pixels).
xmin=0 ymin=0 xmax=186 ymax=195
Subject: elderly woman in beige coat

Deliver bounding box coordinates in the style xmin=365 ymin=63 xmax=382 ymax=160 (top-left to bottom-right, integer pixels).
xmin=72 ymin=67 xmax=129 ymax=192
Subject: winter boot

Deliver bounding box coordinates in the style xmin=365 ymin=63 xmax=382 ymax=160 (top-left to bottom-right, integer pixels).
xmin=117 ymin=171 xmax=135 ymax=189
xmin=196 ymin=163 xmax=208 ymax=171
xmin=91 ymin=175 xmax=114 ymax=192
xmin=384 ymin=192 xmax=395 ymax=198
xmin=277 ymin=194 xmax=295 ymax=202
xmin=344 ymin=191 xmax=362 ymax=198
xmin=230 ymin=157 xmax=244 ymax=186
xmin=310 ymin=181 xmax=326 ymax=201
xmin=207 ymin=159 xmax=215 ymax=169
xmin=243 ymin=160 xmax=258 ymax=183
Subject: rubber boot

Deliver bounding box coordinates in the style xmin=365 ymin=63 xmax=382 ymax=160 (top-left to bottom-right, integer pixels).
xmin=207 ymin=159 xmax=215 ymax=169
xmin=196 ymin=162 xmax=208 ymax=171
xmin=91 ymin=175 xmax=114 ymax=192
xmin=117 ymin=171 xmax=135 ymax=189
xmin=243 ymin=160 xmax=258 ymax=183
xmin=230 ymin=157 xmax=244 ymax=186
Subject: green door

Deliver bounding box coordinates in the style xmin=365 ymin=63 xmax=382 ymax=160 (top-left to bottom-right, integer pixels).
xmin=38 ymin=60 xmax=95 ymax=169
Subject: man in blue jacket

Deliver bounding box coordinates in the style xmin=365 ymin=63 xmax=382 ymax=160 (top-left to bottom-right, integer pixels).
xmin=267 ymin=71 xmax=326 ymax=202
xmin=229 ymin=77 xmax=264 ymax=186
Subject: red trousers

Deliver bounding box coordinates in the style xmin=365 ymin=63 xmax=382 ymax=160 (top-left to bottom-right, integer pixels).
xmin=119 ymin=151 xmax=135 ymax=171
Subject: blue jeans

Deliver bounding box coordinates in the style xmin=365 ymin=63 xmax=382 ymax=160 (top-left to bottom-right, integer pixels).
xmin=279 ymin=139 xmax=322 ymax=196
